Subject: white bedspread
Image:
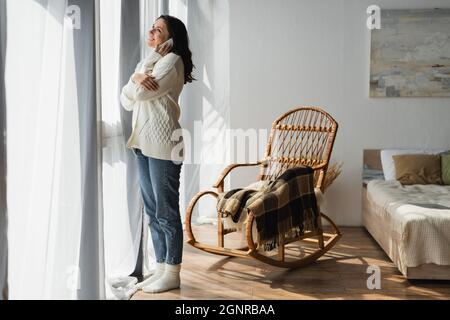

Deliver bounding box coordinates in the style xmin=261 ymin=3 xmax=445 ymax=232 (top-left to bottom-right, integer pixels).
xmin=367 ymin=180 xmax=450 ymax=268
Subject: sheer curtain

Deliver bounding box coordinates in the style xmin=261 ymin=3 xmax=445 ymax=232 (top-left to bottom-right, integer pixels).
xmin=0 ymin=0 xmax=7 ymax=301
xmin=101 ymin=0 xmax=168 ymax=300
xmin=3 ymin=0 xmax=232 ymax=300
xmin=100 ymin=0 xmax=141 ymax=300
xmin=101 ymin=0 xmax=145 ymax=300
xmin=4 ymin=0 xmax=163 ymax=300
xmin=6 ymin=0 xmax=104 ymax=299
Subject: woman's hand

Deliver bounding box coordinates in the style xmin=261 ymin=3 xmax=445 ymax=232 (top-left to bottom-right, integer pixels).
xmin=155 ymin=40 xmax=172 ymax=56
xmin=131 ymin=73 xmax=159 ymax=91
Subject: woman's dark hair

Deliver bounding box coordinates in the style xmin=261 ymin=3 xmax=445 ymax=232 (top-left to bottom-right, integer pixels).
xmin=158 ymin=15 xmax=195 ymax=84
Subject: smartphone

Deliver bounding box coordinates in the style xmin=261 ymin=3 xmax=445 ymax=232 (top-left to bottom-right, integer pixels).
xmin=165 ymin=38 xmax=174 ymax=48
xmin=157 ymin=38 xmax=173 ymax=50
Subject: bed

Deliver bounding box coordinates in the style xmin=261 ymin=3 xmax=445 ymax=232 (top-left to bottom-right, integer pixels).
xmin=362 ymin=150 xmax=450 ymax=280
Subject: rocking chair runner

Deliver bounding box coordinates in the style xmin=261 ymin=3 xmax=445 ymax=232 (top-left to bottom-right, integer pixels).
xmin=185 ymin=106 xmax=342 ymax=268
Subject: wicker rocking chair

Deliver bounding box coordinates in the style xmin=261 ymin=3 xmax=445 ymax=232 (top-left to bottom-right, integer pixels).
xmin=185 ymin=106 xmax=342 ymax=268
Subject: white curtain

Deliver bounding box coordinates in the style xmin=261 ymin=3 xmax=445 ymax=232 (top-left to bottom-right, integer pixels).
xmin=101 ymin=0 xmax=168 ymax=300
xmin=4 ymin=0 xmax=163 ymax=300
xmin=6 ymin=0 xmax=104 ymax=299
xmin=0 ymin=0 xmax=7 ymax=301
xmin=3 ymin=0 xmax=232 ymax=300
xmin=100 ymin=0 xmax=142 ymax=300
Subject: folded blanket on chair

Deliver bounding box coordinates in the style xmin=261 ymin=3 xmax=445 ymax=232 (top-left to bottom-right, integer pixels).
xmin=217 ymin=166 xmax=319 ymax=251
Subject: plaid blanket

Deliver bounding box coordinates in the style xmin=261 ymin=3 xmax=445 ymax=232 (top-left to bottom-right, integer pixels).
xmin=217 ymin=166 xmax=319 ymax=251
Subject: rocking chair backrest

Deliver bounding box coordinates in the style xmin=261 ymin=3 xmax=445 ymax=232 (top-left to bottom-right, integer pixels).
xmin=259 ymin=107 xmax=338 ymax=191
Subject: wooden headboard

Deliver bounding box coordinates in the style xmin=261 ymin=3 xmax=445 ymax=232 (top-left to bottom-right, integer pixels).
xmin=363 ymin=149 xmax=382 ymax=170
xmin=362 ymin=149 xmax=384 ymax=187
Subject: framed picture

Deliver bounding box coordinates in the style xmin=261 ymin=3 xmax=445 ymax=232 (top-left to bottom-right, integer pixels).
xmin=370 ymin=9 xmax=450 ymax=97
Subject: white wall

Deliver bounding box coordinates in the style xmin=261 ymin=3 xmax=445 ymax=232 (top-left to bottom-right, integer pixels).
xmin=228 ymin=0 xmax=450 ymax=226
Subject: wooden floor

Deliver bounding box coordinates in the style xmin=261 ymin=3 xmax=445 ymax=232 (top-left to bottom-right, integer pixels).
xmin=132 ymin=226 xmax=450 ymax=300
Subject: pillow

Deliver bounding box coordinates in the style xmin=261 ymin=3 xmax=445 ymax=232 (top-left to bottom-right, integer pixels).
xmin=380 ymin=149 xmax=448 ymax=181
xmin=393 ymin=154 xmax=442 ymax=185
xmin=441 ymin=154 xmax=450 ymax=185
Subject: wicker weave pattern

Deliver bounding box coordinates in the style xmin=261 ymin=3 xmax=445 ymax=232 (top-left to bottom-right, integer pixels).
xmin=259 ymin=107 xmax=338 ymax=191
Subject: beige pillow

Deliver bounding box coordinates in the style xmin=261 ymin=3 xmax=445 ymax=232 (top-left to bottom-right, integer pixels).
xmin=393 ymin=154 xmax=442 ymax=185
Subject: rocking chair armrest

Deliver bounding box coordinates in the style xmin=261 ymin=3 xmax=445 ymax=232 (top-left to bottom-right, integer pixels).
xmin=311 ymin=163 xmax=327 ymax=171
xmin=310 ymin=163 xmax=329 ymax=192
xmin=213 ymin=161 xmax=262 ymax=189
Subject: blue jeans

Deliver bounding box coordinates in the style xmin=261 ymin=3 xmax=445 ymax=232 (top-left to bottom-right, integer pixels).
xmin=134 ymin=148 xmax=183 ymax=265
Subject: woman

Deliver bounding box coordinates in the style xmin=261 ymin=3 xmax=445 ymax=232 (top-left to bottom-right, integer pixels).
xmin=120 ymin=15 xmax=194 ymax=294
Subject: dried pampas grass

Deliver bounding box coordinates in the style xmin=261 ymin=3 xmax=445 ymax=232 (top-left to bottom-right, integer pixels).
xmin=323 ymin=162 xmax=343 ymax=192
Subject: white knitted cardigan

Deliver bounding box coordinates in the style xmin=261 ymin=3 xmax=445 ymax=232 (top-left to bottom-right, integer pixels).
xmin=120 ymin=49 xmax=185 ymax=162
